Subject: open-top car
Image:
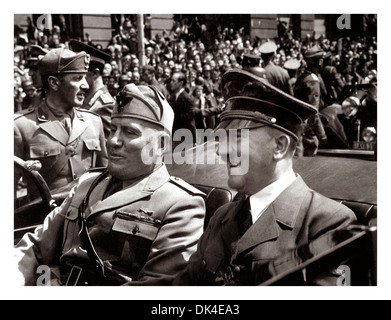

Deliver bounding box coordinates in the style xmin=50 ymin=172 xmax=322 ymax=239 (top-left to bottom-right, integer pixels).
xmin=14 ymin=136 xmax=377 ymax=285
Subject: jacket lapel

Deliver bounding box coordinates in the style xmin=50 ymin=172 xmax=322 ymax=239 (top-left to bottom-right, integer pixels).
xmin=235 ymin=175 xmax=309 ymax=255
xmin=220 ymin=196 xmax=245 ymax=255
xmin=86 ymin=165 xmax=171 ymax=219
xmin=37 ymin=105 xmax=69 ymax=145
xmin=68 ymin=109 xmax=88 ymax=144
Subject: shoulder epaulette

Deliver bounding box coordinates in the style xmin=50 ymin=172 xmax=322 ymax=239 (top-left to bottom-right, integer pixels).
xmin=76 ymin=107 xmax=100 ymax=118
xmin=14 ymin=107 xmax=35 ymax=120
xmin=99 ymin=92 xmax=115 ymax=105
xmin=169 ymin=176 xmax=206 ymax=196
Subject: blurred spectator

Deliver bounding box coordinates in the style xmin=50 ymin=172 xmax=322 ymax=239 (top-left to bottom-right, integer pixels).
xmin=140 ymin=65 xmax=169 ymax=98
xmin=13 ymin=14 xmax=377 ymax=157
xmin=167 ymin=71 xmax=198 ymax=146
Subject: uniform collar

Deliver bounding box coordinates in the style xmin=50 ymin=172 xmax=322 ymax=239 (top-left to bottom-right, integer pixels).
xmin=248 ymin=169 xmax=296 ymax=223
xmin=87 ymin=164 xmax=170 ymax=218
xmin=85 ymin=86 xmax=106 ymax=107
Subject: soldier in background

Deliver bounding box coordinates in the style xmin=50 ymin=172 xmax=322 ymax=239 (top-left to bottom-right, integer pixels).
xmin=283 ymin=58 xmax=301 ymax=90
xmin=25 ymin=44 xmax=49 ymax=108
xmin=69 ymin=39 xmax=116 ymax=141
xmin=259 ymin=41 xmax=293 ymax=95
xmin=14 ymin=48 xmax=108 ymax=198
xmin=294 ymin=45 xmax=328 ymax=156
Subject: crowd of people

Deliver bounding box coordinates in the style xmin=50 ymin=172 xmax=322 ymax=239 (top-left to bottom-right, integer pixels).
xmin=14 ymin=15 xmax=377 ymax=147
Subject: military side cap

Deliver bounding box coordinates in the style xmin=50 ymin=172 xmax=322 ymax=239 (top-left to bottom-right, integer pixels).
xmin=27 ymin=45 xmax=49 ymax=67
xmin=216 ymin=69 xmax=317 ymax=141
xmin=22 ymin=80 xmax=34 ymax=91
xmin=259 ymin=41 xmax=277 ymax=55
xmin=304 ymin=45 xmax=324 ymax=59
xmin=38 ymin=48 xmax=90 ymax=75
xmin=69 ymin=39 xmax=111 ymax=67
xmin=283 ymin=58 xmax=300 ymax=70
xmin=113 ymin=84 xmax=174 ymax=136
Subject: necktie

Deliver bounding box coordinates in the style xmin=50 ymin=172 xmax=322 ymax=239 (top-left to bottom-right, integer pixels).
xmin=104 ymin=179 xmax=123 ymax=199
xmin=63 ymin=115 xmax=72 ymax=135
xmin=238 ymin=196 xmax=252 ymax=236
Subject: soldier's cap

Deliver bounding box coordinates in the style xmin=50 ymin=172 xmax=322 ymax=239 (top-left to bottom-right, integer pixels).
xmin=113 ymin=84 xmax=174 ymax=136
xmin=259 ymin=41 xmax=277 ymax=55
xmin=304 ymin=45 xmax=324 ymax=59
xmin=22 ymin=80 xmax=34 ymax=91
xmin=26 ymin=45 xmax=49 ymax=68
xmin=69 ymin=39 xmax=111 ymax=68
xmin=38 ymin=48 xmax=90 ymax=76
xmin=241 ymin=53 xmax=261 ymax=67
xmin=215 ymin=69 xmax=317 ymax=141
xmin=119 ymin=74 xmax=130 ymax=81
xmin=283 ymin=58 xmax=301 ymax=70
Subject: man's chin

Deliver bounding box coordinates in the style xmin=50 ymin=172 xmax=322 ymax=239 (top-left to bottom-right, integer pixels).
xmin=227 ymin=175 xmax=246 ymax=193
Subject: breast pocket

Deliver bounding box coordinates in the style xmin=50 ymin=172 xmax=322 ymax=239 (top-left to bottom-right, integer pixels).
xmin=83 ymin=138 xmax=101 ymax=152
xmin=29 ymin=142 xmax=61 ymax=159
xmin=111 ymin=217 xmax=160 ymax=241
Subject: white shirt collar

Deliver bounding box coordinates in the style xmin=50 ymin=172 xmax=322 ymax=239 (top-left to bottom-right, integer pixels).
xmin=175 ymin=88 xmax=185 ymax=100
xmin=248 ymin=169 xmax=296 ymax=223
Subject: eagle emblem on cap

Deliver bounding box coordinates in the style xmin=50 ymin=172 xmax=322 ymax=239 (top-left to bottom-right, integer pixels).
xmin=117 ymin=96 xmax=133 ymax=113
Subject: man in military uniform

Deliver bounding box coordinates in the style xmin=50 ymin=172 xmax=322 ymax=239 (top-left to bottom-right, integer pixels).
xmin=25 ymin=44 xmax=49 ymax=108
xmin=15 ymin=84 xmax=206 ymax=286
xmin=240 ymin=52 xmax=267 ymax=79
xmin=14 ymin=48 xmax=108 ymax=198
xmin=259 ymin=41 xmax=293 ymax=95
xmin=294 ymin=45 xmax=329 ymax=156
xmin=69 ymin=39 xmax=116 ymax=140
xmin=174 ymin=70 xmax=356 ymax=286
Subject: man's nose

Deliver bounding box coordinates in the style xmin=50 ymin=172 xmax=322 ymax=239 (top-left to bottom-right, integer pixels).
xmin=81 ymin=77 xmax=89 ymax=91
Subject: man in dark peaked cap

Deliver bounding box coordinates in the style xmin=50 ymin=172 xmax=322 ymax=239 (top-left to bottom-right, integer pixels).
xmin=69 ymin=39 xmax=116 ymax=140
xmin=14 ymin=47 xmax=108 ymax=198
xmin=174 ymin=69 xmax=356 ymax=286
xmin=25 ymin=44 xmax=49 ymax=108
xmin=15 ymin=83 xmax=205 ymax=286
xmin=241 ymin=52 xmax=267 ymax=80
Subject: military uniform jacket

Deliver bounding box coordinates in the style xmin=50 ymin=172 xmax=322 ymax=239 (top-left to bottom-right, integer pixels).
xmin=174 ymin=175 xmax=357 ymax=286
xmin=264 ymin=62 xmax=293 ymax=95
xmin=14 ymin=101 xmax=108 ymax=194
xmin=84 ymin=85 xmax=116 ymax=141
xmin=14 ymin=164 xmax=206 ymax=286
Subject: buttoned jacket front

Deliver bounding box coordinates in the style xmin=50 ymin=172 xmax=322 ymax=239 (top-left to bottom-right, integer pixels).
xmin=15 ymin=164 xmax=206 ymax=286
xmin=174 ymin=175 xmax=357 ymax=286
xmin=14 ymin=101 xmax=108 ymax=194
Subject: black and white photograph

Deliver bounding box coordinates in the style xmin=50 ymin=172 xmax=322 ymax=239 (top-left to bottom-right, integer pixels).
xmin=6 ymin=0 xmax=389 ymax=303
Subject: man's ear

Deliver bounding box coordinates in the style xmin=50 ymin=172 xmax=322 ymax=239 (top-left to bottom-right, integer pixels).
xmin=93 ymin=68 xmax=101 ymax=80
xmin=273 ymin=134 xmax=291 ymax=160
xmin=47 ymin=76 xmax=60 ymax=91
xmin=158 ymin=132 xmax=171 ymax=154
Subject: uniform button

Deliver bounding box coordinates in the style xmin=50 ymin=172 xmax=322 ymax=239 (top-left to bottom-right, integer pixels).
xmin=73 ymin=174 xmax=77 ymax=179
xmin=44 ymin=151 xmax=49 ymax=156
xmin=132 ymin=225 xmax=140 ymax=234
